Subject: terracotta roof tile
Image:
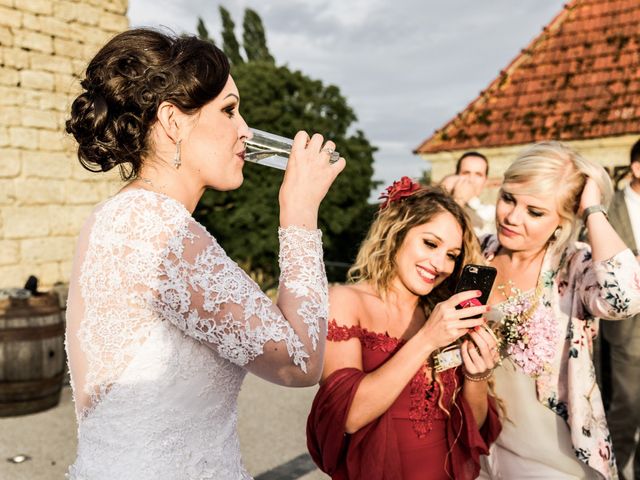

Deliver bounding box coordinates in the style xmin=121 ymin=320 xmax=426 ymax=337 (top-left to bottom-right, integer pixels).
xmin=415 ymin=0 xmax=640 ymax=154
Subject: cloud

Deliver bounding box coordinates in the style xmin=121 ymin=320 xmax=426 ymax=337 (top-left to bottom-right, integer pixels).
xmin=128 ymin=0 xmax=567 ymax=199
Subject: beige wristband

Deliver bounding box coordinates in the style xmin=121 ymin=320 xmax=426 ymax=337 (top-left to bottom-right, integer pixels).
xmin=463 ymin=369 xmax=493 ymax=382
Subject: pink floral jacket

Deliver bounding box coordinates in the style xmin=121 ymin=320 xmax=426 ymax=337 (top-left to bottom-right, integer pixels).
xmin=483 ymin=235 xmax=640 ymax=479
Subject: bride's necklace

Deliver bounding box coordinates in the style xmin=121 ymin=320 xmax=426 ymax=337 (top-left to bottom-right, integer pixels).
xmin=136 ymin=176 xmax=167 ymax=192
xmin=138 ymin=177 xmax=154 ymax=187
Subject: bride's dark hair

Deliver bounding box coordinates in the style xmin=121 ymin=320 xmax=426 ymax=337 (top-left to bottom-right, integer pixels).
xmin=65 ymin=28 xmax=230 ymax=179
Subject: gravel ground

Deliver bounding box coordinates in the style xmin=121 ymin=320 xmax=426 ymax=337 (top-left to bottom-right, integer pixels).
xmin=3 ymin=378 xmax=631 ymax=479
xmin=0 ymin=375 xmax=329 ymax=479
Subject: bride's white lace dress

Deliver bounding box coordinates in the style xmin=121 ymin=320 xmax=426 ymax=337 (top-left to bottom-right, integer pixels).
xmin=64 ymin=189 xmax=328 ymax=479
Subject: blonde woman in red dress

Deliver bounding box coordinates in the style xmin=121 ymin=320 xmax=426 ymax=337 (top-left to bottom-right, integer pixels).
xmin=307 ymin=179 xmax=501 ymax=480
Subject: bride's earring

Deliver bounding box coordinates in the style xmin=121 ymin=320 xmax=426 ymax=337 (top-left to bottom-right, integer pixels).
xmin=173 ymin=140 xmax=182 ymax=169
xmin=552 ymin=227 xmax=561 ymax=240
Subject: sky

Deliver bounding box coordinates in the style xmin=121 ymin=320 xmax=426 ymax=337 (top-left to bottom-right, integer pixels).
xmin=128 ymin=0 xmax=567 ymax=200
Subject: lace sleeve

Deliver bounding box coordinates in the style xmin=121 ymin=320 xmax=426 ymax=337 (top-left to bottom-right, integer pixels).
xmin=276 ymin=226 xmax=328 ymax=351
xmin=70 ymin=190 xmax=328 ymax=409
xmin=156 ymin=219 xmax=328 ymax=385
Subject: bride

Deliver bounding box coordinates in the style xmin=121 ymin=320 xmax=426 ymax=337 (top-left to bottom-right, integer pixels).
xmin=64 ymin=28 xmax=344 ymax=479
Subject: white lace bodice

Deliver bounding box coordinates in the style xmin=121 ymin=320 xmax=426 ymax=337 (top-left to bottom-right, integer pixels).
xmin=64 ymin=189 xmax=328 ymax=479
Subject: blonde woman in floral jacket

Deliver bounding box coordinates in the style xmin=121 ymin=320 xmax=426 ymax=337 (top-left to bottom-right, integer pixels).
xmin=478 ymin=142 xmax=640 ymax=480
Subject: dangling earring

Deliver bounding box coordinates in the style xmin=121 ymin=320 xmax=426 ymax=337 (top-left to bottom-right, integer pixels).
xmin=173 ymin=140 xmax=182 ymax=169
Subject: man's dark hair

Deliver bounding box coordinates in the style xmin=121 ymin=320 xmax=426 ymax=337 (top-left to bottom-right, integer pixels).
xmin=631 ymin=139 xmax=640 ymax=165
xmin=455 ymin=151 xmax=489 ymax=176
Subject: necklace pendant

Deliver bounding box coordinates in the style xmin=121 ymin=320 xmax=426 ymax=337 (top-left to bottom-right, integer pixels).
xmin=138 ymin=177 xmax=154 ymax=188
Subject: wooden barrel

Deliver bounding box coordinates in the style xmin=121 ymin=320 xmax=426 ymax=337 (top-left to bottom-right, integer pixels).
xmin=0 ymin=291 xmax=65 ymax=417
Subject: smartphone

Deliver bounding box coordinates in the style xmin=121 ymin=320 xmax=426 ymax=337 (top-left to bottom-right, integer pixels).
xmin=454 ymin=264 xmax=497 ymax=319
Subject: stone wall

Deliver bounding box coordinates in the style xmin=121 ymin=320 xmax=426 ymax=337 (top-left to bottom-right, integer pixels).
xmin=0 ymin=0 xmax=128 ymax=289
xmin=419 ymin=134 xmax=638 ymax=205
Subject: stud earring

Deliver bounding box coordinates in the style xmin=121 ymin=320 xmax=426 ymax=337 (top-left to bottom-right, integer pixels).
xmin=552 ymin=227 xmax=561 ymax=240
xmin=173 ymin=140 xmax=182 ymax=169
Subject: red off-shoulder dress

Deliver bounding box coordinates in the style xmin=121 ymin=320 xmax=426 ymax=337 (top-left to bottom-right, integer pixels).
xmin=307 ymin=320 xmax=501 ymax=480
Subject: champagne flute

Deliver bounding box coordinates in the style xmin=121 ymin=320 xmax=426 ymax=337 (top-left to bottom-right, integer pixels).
xmin=244 ymin=128 xmax=341 ymax=170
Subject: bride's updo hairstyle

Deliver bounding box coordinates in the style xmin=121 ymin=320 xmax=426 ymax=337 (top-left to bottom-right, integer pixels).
xmin=66 ymin=28 xmax=230 ymax=179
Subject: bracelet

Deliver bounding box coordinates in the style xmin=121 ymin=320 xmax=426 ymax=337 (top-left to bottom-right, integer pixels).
xmin=432 ymin=346 xmax=463 ymax=373
xmin=463 ymin=369 xmax=493 ymax=382
xmin=582 ymin=204 xmax=608 ymax=223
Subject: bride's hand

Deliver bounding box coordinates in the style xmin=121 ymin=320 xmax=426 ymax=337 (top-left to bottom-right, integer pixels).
xmin=279 ymin=131 xmax=346 ymax=227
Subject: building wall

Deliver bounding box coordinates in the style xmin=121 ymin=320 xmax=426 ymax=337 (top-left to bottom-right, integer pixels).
xmin=0 ymin=0 xmax=128 ymax=289
xmin=419 ymin=134 xmax=637 ymax=204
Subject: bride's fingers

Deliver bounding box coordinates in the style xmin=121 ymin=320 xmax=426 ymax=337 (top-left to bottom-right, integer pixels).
xmin=306 ymin=133 xmax=325 ymax=154
xmin=291 ymin=130 xmax=310 ymax=154
xmin=320 ymin=140 xmax=336 ymax=154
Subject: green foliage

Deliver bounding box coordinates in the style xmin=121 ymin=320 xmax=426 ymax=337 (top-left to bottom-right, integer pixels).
xmin=194 ymin=8 xmax=378 ymax=285
xmin=242 ymin=8 xmax=275 ymax=63
xmin=196 ymin=17 xmax=215 ymax=45
xmin=419 ymin=168 xmax=432 ymax=185
xmin=219 ymin=6 xmax=244 ymax=65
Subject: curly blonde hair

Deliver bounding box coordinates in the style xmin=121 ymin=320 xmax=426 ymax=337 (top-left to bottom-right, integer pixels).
xmin=348 ymin=185 xmax=483 ymax=311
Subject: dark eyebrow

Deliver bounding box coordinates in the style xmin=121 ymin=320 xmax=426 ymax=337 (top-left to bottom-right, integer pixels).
xmin=224 ymin=93 xmax=239 ymax=101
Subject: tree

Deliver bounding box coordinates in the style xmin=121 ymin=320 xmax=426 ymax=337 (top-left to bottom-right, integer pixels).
xmin=194 ymin=9 xmax=377 ymax=285
xmin=196 ymin=17 xmax=215 ymax=45
xmin=219 ymin=6 xmax=244 ymax=65
xmin=242 ymin=8 xmax=275 ymax=63
xmin=419 ymin=167 xmax=432 ymax=185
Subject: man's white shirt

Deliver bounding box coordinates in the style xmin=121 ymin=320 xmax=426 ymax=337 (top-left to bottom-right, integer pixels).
xmin=623 ymin=184 xmax=640 ymax=249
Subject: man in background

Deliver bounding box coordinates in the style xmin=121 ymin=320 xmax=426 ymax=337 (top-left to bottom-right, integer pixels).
xmin=441 ymin=151 xmax=495 ymax=236
xmin=602 ymin=138 xmax=640 ymax=479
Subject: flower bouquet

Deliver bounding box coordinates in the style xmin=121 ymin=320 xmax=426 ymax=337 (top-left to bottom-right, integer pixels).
xmin=493 ymin=282 xmax=558 ymax=378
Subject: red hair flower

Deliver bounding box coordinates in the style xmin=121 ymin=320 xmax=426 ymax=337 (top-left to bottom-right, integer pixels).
xmin=378 ymin=176 xmax=421 ymax=210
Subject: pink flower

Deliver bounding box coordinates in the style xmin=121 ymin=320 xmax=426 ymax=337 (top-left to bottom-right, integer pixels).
xmin=495 ymin=285 xmax=558 ymax=378
xmin=506 ymin=304 xmax=557 ymax=377
xmin=378 ymin=176 xmax=421 ymax=210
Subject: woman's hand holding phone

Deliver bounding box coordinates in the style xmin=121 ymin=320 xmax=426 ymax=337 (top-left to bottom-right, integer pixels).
xmin=422 ymin=290 xmax=489 ymax=350
xmin=454 ymin=264 xmax=497 ymax=319
xmin=452 ymin=264 xmax=499 ymax=378
xmin=461 ymin=326 xmax=500 ymax=379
